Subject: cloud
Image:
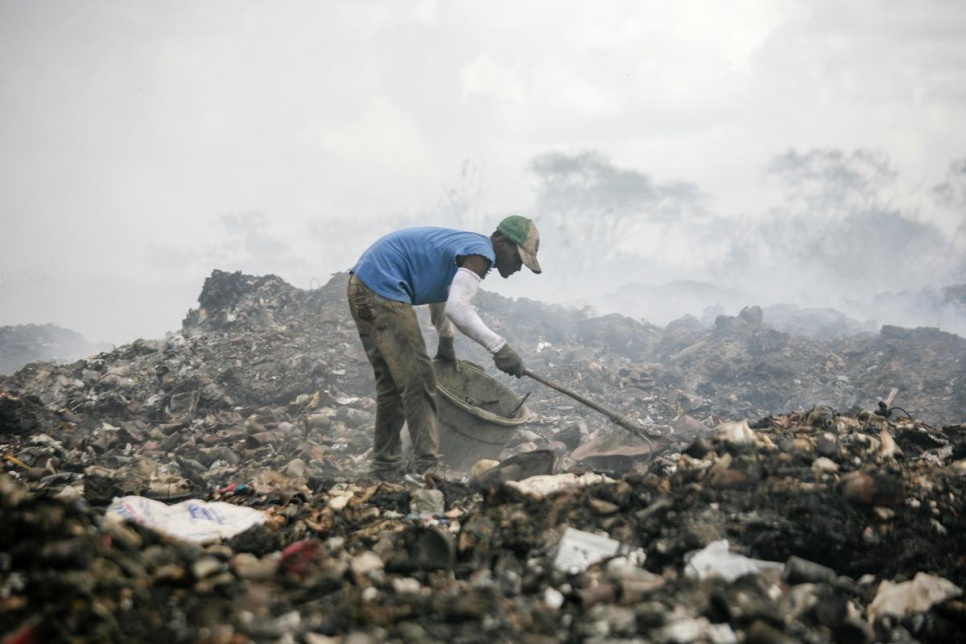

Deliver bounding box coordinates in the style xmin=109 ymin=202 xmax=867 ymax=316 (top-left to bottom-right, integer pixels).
xmin=304 ymin=99 xmax=434 ymax=178
xmin=460 ymin=54 xmax=528 ymax=109
xmin=2 ymin=1 xmax=965 ymax=345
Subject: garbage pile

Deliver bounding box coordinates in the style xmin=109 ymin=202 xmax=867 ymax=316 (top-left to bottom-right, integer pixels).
xmin=1 ymin=269 xmax=965 ymax=643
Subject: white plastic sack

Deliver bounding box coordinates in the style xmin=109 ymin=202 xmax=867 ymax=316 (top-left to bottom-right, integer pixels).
xmin=684 ymin=539 xmax=783 ymax=582
xmin=106 ymin=495 xmax=266 ymax=544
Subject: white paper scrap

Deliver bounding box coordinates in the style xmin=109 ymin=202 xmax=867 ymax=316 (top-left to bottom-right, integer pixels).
xmin=553 ymin=527 xmax=623 ymax=573
xmin=684 ymin=539 xmax=783 ymax=582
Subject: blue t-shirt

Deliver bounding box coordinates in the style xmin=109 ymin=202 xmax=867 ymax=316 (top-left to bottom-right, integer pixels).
xmin=352 ymin=227 xmax=495 ymax=304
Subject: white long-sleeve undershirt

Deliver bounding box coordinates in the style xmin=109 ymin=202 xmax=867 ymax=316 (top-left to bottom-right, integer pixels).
xmin=434 ymin=267 xmax=506 ymax=353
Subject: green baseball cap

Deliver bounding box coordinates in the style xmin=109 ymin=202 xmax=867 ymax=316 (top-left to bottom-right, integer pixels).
xmin=497 ymin=215 xmax=542 ymax=274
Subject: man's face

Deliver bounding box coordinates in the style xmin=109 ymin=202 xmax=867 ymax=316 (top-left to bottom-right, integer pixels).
xmin=495 ymin=238 xmax=523 ymax=278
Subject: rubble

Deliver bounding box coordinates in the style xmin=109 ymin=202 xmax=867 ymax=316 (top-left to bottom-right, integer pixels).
xmin=1 ymin=269 xmax=965 ymax=642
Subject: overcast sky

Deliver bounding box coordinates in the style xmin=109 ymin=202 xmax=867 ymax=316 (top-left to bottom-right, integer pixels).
xmin=1 ymin=0 xmax=965 ymax=346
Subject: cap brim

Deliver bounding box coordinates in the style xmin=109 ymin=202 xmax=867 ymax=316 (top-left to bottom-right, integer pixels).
xmin=518 ymin=245 xmax=542 ymax=274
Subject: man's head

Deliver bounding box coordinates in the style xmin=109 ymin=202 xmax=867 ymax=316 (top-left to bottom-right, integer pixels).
xmin=494 ymin=215 xmax=541 ymax=276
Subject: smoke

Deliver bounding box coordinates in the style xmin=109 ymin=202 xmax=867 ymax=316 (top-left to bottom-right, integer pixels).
xmin=718 ymin=150 xmax=957 ymax=303
xmin=932 ymin=157 xmax=966 ymax=281
xmin=528 ymin=151 xmax=710 ymax=271
xmin=150 ymin=148 xmax=965 ymax=340
xmin=520 ymin=149 xmax=965 ymax=335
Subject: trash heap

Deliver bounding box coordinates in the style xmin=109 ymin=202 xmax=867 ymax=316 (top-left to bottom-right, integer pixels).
xmin=1 ymin=269 xmax=965 ymax=643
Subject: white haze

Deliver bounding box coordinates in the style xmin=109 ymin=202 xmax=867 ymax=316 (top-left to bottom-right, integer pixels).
xmin=1 ymin=1 xmax=964 ymax=346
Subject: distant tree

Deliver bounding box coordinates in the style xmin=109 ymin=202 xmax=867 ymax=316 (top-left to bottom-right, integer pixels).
xmin=767 ymin=148 xmax=897 ymax=214
xmin=760 ymin=148 xmax=951 ymax=295
xmin=527 ymin=151 xmax=705 ymax=271
xmin=932 ymin=158 xmax=966 ymax=281
xmin=933 ymin=158 xmax=966 ymax=211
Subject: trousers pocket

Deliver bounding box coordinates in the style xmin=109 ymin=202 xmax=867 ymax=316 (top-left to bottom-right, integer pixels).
xmin=354 ymin=288 xmax=375 ymax=322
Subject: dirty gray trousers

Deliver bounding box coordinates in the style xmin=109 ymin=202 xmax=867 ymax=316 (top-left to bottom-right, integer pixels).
xmin=347 ymin=274 xmax=441 ymax=473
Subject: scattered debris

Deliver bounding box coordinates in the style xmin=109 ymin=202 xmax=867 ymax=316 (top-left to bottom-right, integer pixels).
xmin=1 ymin=269 xmax=965 ymax=642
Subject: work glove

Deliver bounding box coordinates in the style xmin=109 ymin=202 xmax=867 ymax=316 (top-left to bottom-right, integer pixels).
xmin=493 ymin=343 xmax=525 ymax=378
xmin=435 ymin=337 xmax=457 ymax=364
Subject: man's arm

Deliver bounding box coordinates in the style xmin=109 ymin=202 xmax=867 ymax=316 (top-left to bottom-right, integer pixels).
xmin=435 ymin=255 xmax=490 ymax=334
xmin=429 ymin=254 xmax=492 ymax=364
xmin=430 ymin=301 xmax=457 ymax=363
xmin=446 ymin=253 xmax=526 ymax=377
xmin=429 ymin=302 xmax=455 ymax=339
xmin=443 ymin=267 xmax=505 ymax=353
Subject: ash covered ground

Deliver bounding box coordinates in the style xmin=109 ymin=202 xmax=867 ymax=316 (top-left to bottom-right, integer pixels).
xmin=1 ymin=270 xmax=965 ymax=643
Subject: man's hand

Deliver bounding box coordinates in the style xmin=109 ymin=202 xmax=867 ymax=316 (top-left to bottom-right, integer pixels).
xmin=435 ymin=337 xmax=457 ymax=364
xmin=493 ymin=344 xmax=525 ymax=377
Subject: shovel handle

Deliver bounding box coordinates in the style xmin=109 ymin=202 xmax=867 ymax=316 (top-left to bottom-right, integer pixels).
xmin=522 ymin=369 xmax=662 ymax=440
xmin=523 ymin=369 xmax=620 ymax=422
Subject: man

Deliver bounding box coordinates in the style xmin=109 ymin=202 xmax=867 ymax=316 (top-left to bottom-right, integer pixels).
xmin=347 ymin=215 xmax=541 ymax=479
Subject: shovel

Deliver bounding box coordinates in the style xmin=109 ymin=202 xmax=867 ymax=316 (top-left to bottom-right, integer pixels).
xmin=523 ymin=369 xmax=664 ymax=445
